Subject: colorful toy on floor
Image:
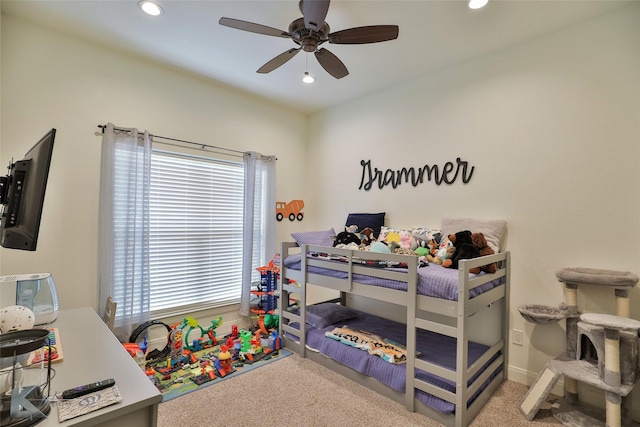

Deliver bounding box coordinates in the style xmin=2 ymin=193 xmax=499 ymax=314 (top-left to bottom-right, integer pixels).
xmin=138 ymin=304 xmax=282 ymax=392
xmin=252 ymin=262 xmax=279 ymax=315
xmin=214 ymin=345 xmax=234 ymax=377
xmin=179 ymin=315 xmax=223 ymax=351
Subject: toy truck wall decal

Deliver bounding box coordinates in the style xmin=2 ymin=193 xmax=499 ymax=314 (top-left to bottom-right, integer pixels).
xmin=276 ymin=199 xmax=304 ymax=221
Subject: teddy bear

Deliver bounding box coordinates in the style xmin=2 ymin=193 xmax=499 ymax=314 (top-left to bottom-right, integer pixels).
xmin=471 ymin=232 xmax=497 ymax=274
xmin=359 ymin=227 xmax=376 ymax=246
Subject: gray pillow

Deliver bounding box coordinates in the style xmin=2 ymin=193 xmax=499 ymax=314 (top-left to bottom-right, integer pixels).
xmin=306 ymin=303 xmax=360 ymax=329
xmin=291 ymin=228 xmax=336 ymax=247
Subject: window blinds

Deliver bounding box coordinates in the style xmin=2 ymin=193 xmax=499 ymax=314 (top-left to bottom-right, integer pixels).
xmin=149 ymin=150 xmax=244 ymax=317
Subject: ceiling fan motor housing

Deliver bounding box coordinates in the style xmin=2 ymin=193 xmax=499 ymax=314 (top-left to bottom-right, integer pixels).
xmin=289 ymin=17 xmax=329 ymax=52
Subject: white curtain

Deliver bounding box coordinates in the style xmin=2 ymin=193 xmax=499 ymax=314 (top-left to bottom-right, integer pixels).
xmin=240 ymin=152 xmax=277 ymax=316
xmin=99 ymin=123 xmax=151 ymax=341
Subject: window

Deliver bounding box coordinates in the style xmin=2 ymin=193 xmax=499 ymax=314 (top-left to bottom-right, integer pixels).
xmin=149 ymin=150 xmax=246 ymax=317
xmin=100 ymin=124 xmax=276 ymax=340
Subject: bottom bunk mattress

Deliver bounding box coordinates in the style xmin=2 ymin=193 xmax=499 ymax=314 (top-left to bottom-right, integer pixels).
xmin=287 ymin=306 xmax=502 ymax=414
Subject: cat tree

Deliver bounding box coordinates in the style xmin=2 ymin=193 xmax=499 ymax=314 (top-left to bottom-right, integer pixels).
xmin=519 ymin=267 xmax=640 ymax=427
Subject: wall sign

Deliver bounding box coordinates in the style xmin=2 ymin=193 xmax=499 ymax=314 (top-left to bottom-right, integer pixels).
xmin=358 ymin=158 xmax=475 ymax=191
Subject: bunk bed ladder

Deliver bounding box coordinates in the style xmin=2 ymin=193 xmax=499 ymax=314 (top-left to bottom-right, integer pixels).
xmin=454 ymin=252 xmax=511 ymax=427
xmin=279 ymin=242 xmax=307 ymax=357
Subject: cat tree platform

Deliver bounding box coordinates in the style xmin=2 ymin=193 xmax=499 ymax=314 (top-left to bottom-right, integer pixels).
xmin=556 ymin=268 xmax=639 ymax=289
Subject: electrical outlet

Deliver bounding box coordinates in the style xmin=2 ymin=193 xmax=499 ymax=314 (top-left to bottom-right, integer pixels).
xmin=513 ymin=329 xmax=524 ymax=346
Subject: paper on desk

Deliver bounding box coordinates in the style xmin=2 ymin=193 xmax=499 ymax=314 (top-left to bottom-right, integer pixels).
xmin=57 ymin=385 xmax=122 ymax=422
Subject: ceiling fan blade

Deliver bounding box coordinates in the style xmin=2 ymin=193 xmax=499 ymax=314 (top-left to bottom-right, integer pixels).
xmin=257 ymin=48 xmax=302 ymax=74
xmin=219 ymin=17 xmax=290 ymax=38
xmin=314 ymin=48 xmax=348 ymax=79
xmin=300 ymin=0 xmax=330 ymax=32
xmin=329 ymin=25 xmax=399 ymax=44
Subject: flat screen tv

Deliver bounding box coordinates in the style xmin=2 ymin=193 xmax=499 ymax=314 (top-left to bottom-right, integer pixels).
xmin=0 ymin=128 xmax=56 ymax=251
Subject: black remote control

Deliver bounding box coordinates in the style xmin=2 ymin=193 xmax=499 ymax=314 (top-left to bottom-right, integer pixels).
xmin=61 ymin=378 xmax=116 ymax=399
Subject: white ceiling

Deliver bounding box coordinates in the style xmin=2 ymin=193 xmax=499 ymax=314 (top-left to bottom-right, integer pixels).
xmin=2 ymin=0 xmax=634 ymax=114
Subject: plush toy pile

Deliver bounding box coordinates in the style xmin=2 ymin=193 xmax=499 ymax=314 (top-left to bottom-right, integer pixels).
xmin=429 ymin=230 xmax=497 ymax=274
xmin=332 ymin=225 xmax=379 ymax=250
xmin=332 ymin=224 xmax=498 ymax=274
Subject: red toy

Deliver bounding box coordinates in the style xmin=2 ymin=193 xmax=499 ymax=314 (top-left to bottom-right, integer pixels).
xmin=216 ymin=345 xmax=233 ymax=377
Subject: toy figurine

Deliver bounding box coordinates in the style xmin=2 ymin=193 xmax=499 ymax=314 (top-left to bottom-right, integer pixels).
xmin=216 ymin=345 xmax=233 ymax=377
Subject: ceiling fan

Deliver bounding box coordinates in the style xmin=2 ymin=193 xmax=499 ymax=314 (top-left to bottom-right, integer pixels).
xmin=219 ymin=0 xmax=399 ymax=79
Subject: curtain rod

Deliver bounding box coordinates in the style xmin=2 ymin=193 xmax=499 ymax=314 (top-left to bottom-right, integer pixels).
xmin=96 ymin=124 xmax=248 ymax=156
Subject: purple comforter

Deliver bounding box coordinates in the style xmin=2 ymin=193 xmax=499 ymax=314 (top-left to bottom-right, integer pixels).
xmin=289 ymin=310 xmax=502 ymax=414
xmin=283 ymin=253 xmax=500 ymax=300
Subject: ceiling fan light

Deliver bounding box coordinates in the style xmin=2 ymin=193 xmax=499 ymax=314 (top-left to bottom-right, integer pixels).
xmin=302 ymin=72 xmax=315 ymax=84
xmin=138 ymin=0 xmax=164 ymax=16
xmin=468 ymin=0 xmax=489 ymax=9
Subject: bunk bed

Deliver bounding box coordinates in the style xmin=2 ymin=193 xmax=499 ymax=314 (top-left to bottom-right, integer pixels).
xmin=279 ymin=241 xmax=510 ymax=427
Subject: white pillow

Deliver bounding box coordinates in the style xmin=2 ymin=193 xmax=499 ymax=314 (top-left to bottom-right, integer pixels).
xmin=440 ymin=218 xmax=507 ymax=253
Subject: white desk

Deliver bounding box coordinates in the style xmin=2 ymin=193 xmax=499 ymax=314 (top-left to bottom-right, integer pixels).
xmin=37 ymin=307 xmax=162 ymax=426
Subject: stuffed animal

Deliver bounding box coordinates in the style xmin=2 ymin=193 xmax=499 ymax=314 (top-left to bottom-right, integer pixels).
xmin=384 ymin=231 xmax=401 ymax=245
xmin=333 ymin=231 xmax=361 ymax=247
xmin=399 ymin=234 xmax=413 ymax=250
xmin=471 ymin=232 xmax=497 ymax=274
xmin=435 ymin=243 xmax=455 ymax=266
xmin=414 ymin=247 xmax=430 ymax=258
xmin=345 ymin=224 xmax=359 ymax=234
xmin=370 ymin=241 xmax=391 ymax=253
xmin=448 ymin=230 xmax=473 ymax=247
xmin=426 ymin=237 xmax=441 ymax=259
xmin=428 ymin=236 xmax=452 ymax=265
xmin=359 ymin=227 xmax=376 ymax=246
xmin=387 ymin=241 xmax=401 ymax=253
xmin=443 ymin=230 xmax=481 ymax=272
xmin=410 ymin=233 xmax=433 ymax=251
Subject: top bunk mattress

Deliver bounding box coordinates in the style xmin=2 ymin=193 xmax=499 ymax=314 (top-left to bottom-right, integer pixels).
xmin=283 ymin=252 xmax=501 ymax=301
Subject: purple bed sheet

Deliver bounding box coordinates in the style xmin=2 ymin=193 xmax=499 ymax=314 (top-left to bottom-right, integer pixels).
xmin=283 ymin=253 xmax=500 ymax=300
xmin=288 ymin=309 xmax=502 ymax=415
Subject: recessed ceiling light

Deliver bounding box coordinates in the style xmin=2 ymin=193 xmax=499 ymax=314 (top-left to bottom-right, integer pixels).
xmin=138 ymin=0 xmax=164 ymax=16
xmin=468 ymin=0 xmax=489 ymax=9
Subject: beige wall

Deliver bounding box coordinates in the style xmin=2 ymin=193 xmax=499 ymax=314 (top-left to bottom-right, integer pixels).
xmin=0 ymin=15 xmax=308 ymax=329
xmin=3 ymin=2 xmax=640 ymax=416
xmin=306 ymin=2 xmax=640 ymax=410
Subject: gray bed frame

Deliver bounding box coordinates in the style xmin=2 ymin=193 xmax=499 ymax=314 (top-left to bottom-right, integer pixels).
xmin=279 ymin=242 xmax=511 ymax=427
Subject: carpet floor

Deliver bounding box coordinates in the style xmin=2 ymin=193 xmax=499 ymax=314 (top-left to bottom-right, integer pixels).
xmin=158 ymin=352 xmax=561 ymax=426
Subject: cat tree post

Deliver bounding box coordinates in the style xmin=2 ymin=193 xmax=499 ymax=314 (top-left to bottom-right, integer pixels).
xmin=564 ymin=282 xmax=579 ymax=404
xmin=614 ymin=288 xmax=632 ymax=425
xmin=615 ymin=289 xmax=630 ymax=318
